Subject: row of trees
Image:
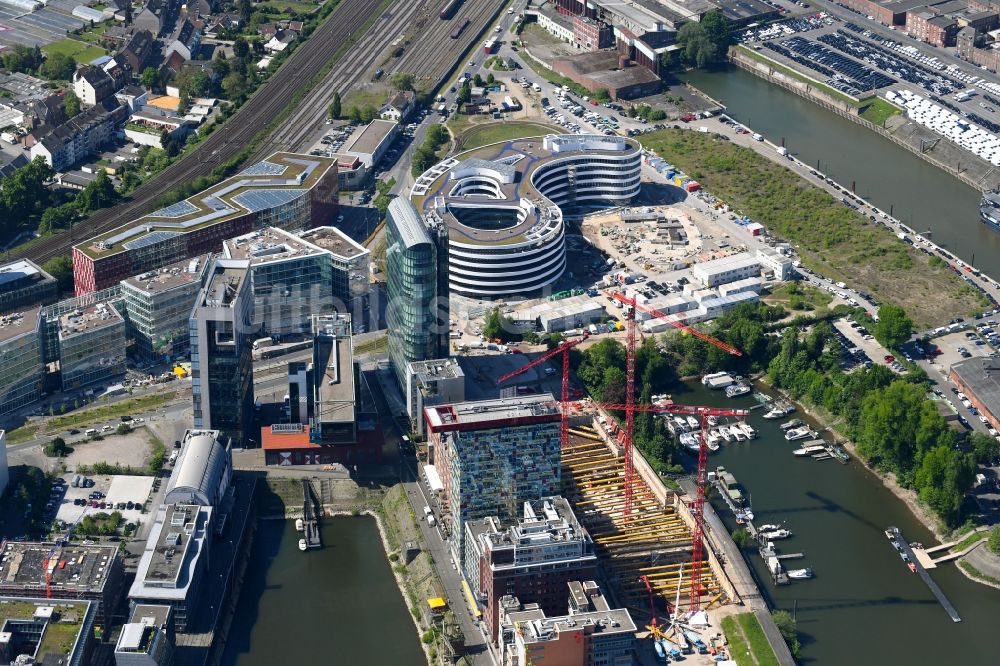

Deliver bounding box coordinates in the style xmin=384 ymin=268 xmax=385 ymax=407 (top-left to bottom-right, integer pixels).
xmin=411 ymin=124 xmax=449 ymax=176
xmin=2 ymin=44 xmax=76 ymax=81
xmin=765 ymin=320 xmax=975 ymax=526
xmin=576 ymin=337 xmax=683 ymax=474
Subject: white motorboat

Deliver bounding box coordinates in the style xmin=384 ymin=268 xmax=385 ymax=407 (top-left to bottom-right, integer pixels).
xmin=707 ymin=415 xmax=719 ymax=427
xmin=760 ymin=528 xmax=793 ymax=540
xmin=673 ymin=416 xmax=689 ymax=432
xmin=298 ymin=539 xmax=308 ymax=551
xmin=764 ymin=403 xmax=795 ymax=419
xmin=738 ymin=422 xmax=757 ymax=439
xmin=780 ymin=419 xmax=804 ymax=431
xmin=706 ymin=437 xmax=720 ymax=452
xmin=295 ymin=518 xmax=304 ymax=532
xmin=736 ymin=508 xmax=755 ymax=523
xmin=793 ymin=444 xmax=826 ymax=456
xmin=725 ymin=383 xmax=751 ymax=398
xmin=686 ymin=415 xmax=700 ymax=430
xmin=707 ymin=430 xmax=722 ymax=447
xmin=732 ymin=426 xmax=747 ymax=442
xmin=787 ymin=568 xmax=813 ymax=580
xmin=758 ymin=523 xmax=782 ymax=532
xmin=717 ymin=426 xmax=733 ymax=442
xmin=785 ymin=427 xmax=811 ymax=441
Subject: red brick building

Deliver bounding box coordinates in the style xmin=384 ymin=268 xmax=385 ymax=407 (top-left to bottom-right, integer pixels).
xmin=572 ymin=15 xmax=613 ymax=50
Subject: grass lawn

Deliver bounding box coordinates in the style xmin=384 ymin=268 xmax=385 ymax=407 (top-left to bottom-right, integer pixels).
xmin=5 ymin=424 xmax=39 ymax=445
xmin=520 ymin=23 xmax=564 ymax=47
xmin=720 ymin=615 xmax=755 ymax=666
xmin=959 ymin=560 xmax=1000 ymax=586
xmin=454 ymin=120 xmax=562 ymax=151
xmin=342 ymin=85 xmax=389 ymax=114
xmin=640 ymin=129 xmax=986 ymax=327
xmin=42 ymin=38 xmax=107 ymax=64
xmin=257 ymin=0 xmax=317 ymax=14
xmin=766 ymin=280 xmax=833 ymax=312
xmin=951 ymin=529 xmax=987 ymax=553
xmin=859 ymin=97 xmax=902 ymax=126
xmin=44 ymin=391 xmax=177 ymax=433
xmin=735 ymin=45 xmax=860 ymax=107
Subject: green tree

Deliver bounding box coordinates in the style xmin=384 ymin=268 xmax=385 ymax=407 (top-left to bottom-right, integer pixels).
xmin=772 ymin=610 xmax=801 ymax=658
xmin=970 ymin=432 xmax=1000 ymax=465
xmin=238 ymin=0 xmax=252 ymax=22
xmin=373 ymin=177 xmax=396 ymax=216
xmin=2 ymin=44 xmax=42 ymax=74
xmin=389 ymin=72 xmax=415 ymax=91
xmin=473 ymin=73 xmax=484 ymax=87
xmin=233 ymin=37 xmax=250 ymax=60
xmin=38 ymin=53 xmax=76 ymax=80
xmin=38 ymin=203 xmax=77 ymax=235
xmin=63 ymin=90 xmax=80 ymax=117
xmin=329 ymin=91 xmax=342 ymax=119
xmin=77 ymin=169 xmax=120 ymax=213
xmin=482 ymin=307 xmax=517 ymax=342
xmin=874 ymin=304 xmax=914 ymax=349
xmin=221 ymin=72 xmax=247 ymax=100
xmin=140 ymin=66 xmax=158 ymax=89
xmin=914 ymin=446 xmax=975 ymax=527
xmin=457 ymin=83 xmax=471 ymax=105
xmin=361 ymin=105 xmax=379 ymax=123
xmin=349 ymin=106 xmax=363 ymax=123
xmin=44 ymin=437 xmax=69 ymax=457
xmin=42 ymin=255 xmax=73 ymax=293
xmin=676 ymin=13 xmax=730 ymax=70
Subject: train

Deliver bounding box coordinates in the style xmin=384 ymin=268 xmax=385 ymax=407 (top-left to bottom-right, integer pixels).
xmin=439 ymin=0 xmax=462 ymax=19
xmin=450 ymin=17 xmax=470 ymax=39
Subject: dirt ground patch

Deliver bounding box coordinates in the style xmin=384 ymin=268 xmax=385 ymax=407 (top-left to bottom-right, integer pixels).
xmin=64 ymin=429 xmax=155 ymax=471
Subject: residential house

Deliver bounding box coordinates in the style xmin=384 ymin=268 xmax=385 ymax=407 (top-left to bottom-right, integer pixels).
xmin=102 ymin=54 xmax=130 ymax=89
xmin=116 ymin=85 xmax=149 ymax=113
xmin=379 ymin=90 xmax=415 ymax=122
xmin=73 ymin=65 xmax=116 ymax=106
xmin=164 ymin=19 xmax=202 ymax=62
xmin=264 ymin=29 xmax=297 ymax=53
xmin=120 ymin=30 xmax=155 ymax=74
xmin=133 ymin=0 xmax=172 ymax=37
xmin=27 ymin=99 xmax=127 ymax=171
xmin=258 ymin=23 xmax=278 ymax=40
xmin=204 ymin=13 xmax=242 ymax=37
xmin=184 ymin=0 xmax=214 ymax=18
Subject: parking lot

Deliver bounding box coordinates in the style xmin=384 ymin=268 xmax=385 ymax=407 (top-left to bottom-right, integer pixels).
xmin=831 ymin=316 xmax=899 ymax=372
xmin=53 ymin=473 xmax=155 ymax=527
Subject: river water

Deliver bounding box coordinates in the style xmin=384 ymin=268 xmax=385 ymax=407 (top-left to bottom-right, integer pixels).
xmin=675 ymin=381 xmax=1000 ymax=665
xmin=681 ymin=66 xmax=1000 ymax=271
xmin=220 ymin=516 xmax=425 ymax=666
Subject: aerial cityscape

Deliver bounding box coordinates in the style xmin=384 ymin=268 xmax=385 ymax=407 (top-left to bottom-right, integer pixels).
xmin=2 ymin=0 xmax=1000 ymax=663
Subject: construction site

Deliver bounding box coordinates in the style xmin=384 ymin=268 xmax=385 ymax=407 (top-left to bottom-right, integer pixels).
xmin=490 ymin=290 xmax=757 ymax=656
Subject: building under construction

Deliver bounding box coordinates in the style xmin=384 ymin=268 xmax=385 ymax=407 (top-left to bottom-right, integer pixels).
xmin=560 ymin=425 xmax=727 ymax=617
xmin=0 ymin=541 xmax=125 ymax=628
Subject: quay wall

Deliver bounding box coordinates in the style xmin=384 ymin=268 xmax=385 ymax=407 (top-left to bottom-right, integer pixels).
xmin=729 ymin=47 xmax=1000 ymax=192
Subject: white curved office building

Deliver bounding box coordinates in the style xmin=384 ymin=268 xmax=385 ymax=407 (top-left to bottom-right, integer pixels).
xmin=411 ymin=134 xmax=641 ymax=298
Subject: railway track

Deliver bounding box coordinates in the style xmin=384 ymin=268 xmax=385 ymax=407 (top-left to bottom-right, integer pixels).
xmin=13 ymin=0 xmax=503 ymax=265
xmin=389 ymin=0 xmax=506 ymax=83
xmin=16 ymin=0 xmax=384 ymax=265
xmin=253 ymin=0 xmax=430 ymax=158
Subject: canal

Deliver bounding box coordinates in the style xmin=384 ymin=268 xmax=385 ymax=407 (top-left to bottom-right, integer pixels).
xmin=675 ymin=381 xmax=1000 ymax=665
xmin=221 ymin=516 xmax=425 ymax=666
xmin=681 ymin=65 xmax=1000 ymax=271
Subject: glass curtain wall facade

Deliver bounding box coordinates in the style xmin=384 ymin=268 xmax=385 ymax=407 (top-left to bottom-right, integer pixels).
xmin=386 ymin=198 xmax=443 ymax=389
xmin=250 ymin=255 xmax=333 ymax=338
xmin=0 ymin=312 xmax=44 ymax=416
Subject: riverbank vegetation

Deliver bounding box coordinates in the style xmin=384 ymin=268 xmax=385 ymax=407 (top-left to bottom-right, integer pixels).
xmin=639 ymin=129 xmax=985 ymax=327
xmin=721 ymin=613 xmax=780 ymax=666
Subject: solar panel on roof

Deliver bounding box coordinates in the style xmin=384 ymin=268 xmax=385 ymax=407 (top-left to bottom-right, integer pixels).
xmin=232 ymin=189 xmax=306 ymax=213
xmin=123 ymin=230 xmax=182 ymax=251
xmin=240 ymin=160 xmax=288 ymax=176
xmin=149 ymin=200 xmax=198 ymax=218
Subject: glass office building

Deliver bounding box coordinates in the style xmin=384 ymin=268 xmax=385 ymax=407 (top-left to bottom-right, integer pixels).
xmin=385 ymin=198 xmax=446 ymax=389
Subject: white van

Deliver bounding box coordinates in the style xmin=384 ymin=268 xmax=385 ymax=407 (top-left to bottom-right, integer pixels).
xmin=85 ymin=428 xmax=97 ymax=437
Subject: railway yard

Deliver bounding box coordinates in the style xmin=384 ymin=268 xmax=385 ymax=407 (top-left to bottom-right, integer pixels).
xmin=15 ymin=0 xmax=506 ymax=266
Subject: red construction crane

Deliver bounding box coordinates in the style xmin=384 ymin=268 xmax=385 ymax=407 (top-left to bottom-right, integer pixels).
xmin=603 ymin=289 xmax=741 ymax=518
xmin=496 ymin=333 xmax=589 ymax=449
xmin=594 ymin=401 xmax=748 ymax=610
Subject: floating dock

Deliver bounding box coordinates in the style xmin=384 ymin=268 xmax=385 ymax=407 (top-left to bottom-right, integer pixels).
xmin=301 ymin=480 xmax=322 ymax=549
xmin=887 ymin=527 xmax=960 ymax=622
